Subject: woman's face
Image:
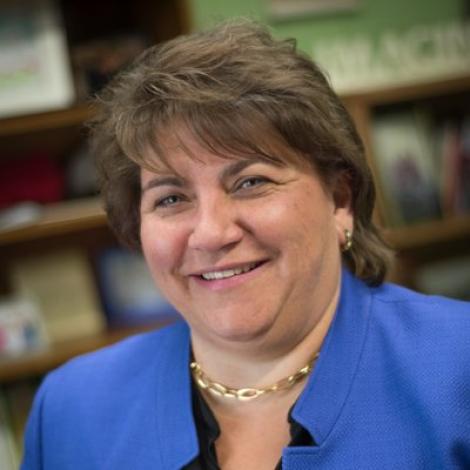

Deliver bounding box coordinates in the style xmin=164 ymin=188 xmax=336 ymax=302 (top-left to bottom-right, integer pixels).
xmin=140 ymin=134 xmax=353 ymax=352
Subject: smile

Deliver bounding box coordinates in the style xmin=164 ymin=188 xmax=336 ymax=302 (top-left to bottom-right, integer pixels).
xmin=200 ymin=262 xmax=260 ymax=280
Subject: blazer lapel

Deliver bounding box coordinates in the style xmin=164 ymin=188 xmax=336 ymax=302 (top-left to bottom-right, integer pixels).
xmin=290 ymin=270 xmax=373 ymax=445
xmin=155 ymin=322 xmax=199 ymax=469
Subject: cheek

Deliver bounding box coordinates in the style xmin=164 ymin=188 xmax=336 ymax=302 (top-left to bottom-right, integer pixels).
xmin=270 ymin=194 xmax=336 ymax=269
xmin=258 ymin=193 xmax=331 ymax=245
xmin=140 ymin=220 xmax=185 ymax=275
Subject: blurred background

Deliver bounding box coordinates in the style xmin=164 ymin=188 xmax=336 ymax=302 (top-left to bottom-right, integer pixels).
xmin=0 ymin=1 xmax=469 ymax=466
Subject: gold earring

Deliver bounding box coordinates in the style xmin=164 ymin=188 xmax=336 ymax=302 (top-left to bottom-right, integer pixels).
xmin=341 ymin=229 xmax=352 ymax=252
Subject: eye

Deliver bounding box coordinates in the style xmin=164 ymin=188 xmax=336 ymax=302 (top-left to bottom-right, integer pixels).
xmin=236 ymin=176 xmax=269 ymax=191
xmin=155 ymin=194 xmax=184 ymax=209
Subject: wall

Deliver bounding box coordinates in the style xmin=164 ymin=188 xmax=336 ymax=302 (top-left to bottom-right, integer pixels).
xmin=190 ymin=0 xmax=465 ymax=47
xmin=189 ymin=0 xmax=469 ymax=93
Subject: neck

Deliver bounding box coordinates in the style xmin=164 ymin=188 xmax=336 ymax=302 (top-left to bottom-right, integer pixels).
xmin=190 ymin=282 xmax=339 ymax=409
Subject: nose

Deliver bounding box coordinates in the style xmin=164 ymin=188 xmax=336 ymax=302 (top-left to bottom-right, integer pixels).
xmin=187 ymin=194 xmax=244 ymax=252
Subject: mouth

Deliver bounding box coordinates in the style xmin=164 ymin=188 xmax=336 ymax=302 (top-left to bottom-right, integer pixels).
xmin=197 ymin=261 xmax=265 ymax=281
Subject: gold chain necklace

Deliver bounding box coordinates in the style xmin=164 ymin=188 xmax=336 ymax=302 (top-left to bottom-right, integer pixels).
xmin=190 ymin=352 xmax=319 ymax=401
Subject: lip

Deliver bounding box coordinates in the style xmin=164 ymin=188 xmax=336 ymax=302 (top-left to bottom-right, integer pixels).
xmin=189 ymin=260 xmax=268 ymax=291
xmin=190 ymin=260 xmax=264 ymax=277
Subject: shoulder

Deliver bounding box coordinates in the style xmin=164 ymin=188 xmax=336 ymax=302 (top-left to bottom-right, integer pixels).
xmin=342 ymin=269 xmax=470 ymax=341
xmin=371 ymin=281 xmax=470 ymax=320
xmin=22 ymin=321 xmax=191 ymax=467
xmin=332 ymin=277 xmax=470 ymax=463
xmin=365 ymin=281 xmax=470 ymax=371
xmin=41 ymin=320 xmax=189 ymax=404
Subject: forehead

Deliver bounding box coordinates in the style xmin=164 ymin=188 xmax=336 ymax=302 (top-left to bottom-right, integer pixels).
xmin=139 ymin=124 xmax=308 ymax=176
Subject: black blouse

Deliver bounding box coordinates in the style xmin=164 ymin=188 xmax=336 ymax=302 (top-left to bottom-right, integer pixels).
xmin=184 ymin=380 xmax=315 ymax=469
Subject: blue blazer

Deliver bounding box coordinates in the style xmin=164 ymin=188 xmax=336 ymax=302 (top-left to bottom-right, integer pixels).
xmin=21 ymin=270 xmax=470 ymax=469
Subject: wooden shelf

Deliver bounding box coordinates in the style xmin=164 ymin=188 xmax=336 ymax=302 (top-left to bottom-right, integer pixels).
xmin=0 ymin=197 xmax=106 ymax=246
xmin=0 ymin=104 xmax=95 ymax=138
xmin=0 ymin=324 xmax=167 ymax=383
xmin=341 ymin=74 xmax=470 ymax=106
xmin=384 ymin=215 xmax=470 ymax=251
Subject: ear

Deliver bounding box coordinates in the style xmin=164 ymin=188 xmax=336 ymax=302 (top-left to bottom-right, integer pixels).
xmin=331 ymin=175 xmax=354 ymax=245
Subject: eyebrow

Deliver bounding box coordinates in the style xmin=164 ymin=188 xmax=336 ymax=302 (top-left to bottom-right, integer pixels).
xmin=220 ymin=156 xmax=283 ymax=180
xmin=141 ymin=175 xmax=185 ymax=194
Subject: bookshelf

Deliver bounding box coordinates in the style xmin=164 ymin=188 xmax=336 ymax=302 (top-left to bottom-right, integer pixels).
xmin=0 ymin=1 xmax=189 ymax=463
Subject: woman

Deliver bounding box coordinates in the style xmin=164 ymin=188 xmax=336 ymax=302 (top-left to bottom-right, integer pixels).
xmin=22 ymin=20 xmax=470 ymax=469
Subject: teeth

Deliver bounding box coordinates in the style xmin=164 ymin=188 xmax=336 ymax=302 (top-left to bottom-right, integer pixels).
xmin=201 ymin=263 xmax=257 ymax=280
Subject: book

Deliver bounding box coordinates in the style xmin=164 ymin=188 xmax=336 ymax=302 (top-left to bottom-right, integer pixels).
xmin=3 ymin=380 xmax=39 ymax=461
xmin=0 ymin=0 xmax=75 ymax=118
xmin=435 ymin=116 xmax=470 ymax=217
xmin=438 ymin=121 xmax=462 ymax=217
xmin=10 ymin=248 xmax=105 ymax=344
xmin=0 ymin=390 xmax=18 ymax=470
xmin=455 ymin=117 xmax=470 ymax=214
xmin=372 ymin=108 xmax=442 ymax=226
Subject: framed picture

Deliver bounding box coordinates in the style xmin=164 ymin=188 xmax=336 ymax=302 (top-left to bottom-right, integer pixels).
xmin=0 ymin=0 xmax=75 ymax=118
xmin=269 ymin=0 xmax=360 ymax=19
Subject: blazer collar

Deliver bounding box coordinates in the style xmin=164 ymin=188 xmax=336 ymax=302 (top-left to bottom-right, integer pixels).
xmin=291 ymin=268 xmax=373 ymax=445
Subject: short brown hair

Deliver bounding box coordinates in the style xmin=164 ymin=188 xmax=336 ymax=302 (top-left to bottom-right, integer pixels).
xmin=89 ymin=19 xmax=393 ymax=286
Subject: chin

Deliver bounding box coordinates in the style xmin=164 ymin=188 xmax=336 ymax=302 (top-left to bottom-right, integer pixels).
xmin=206 ymin=317 xmax=275 ymax=344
